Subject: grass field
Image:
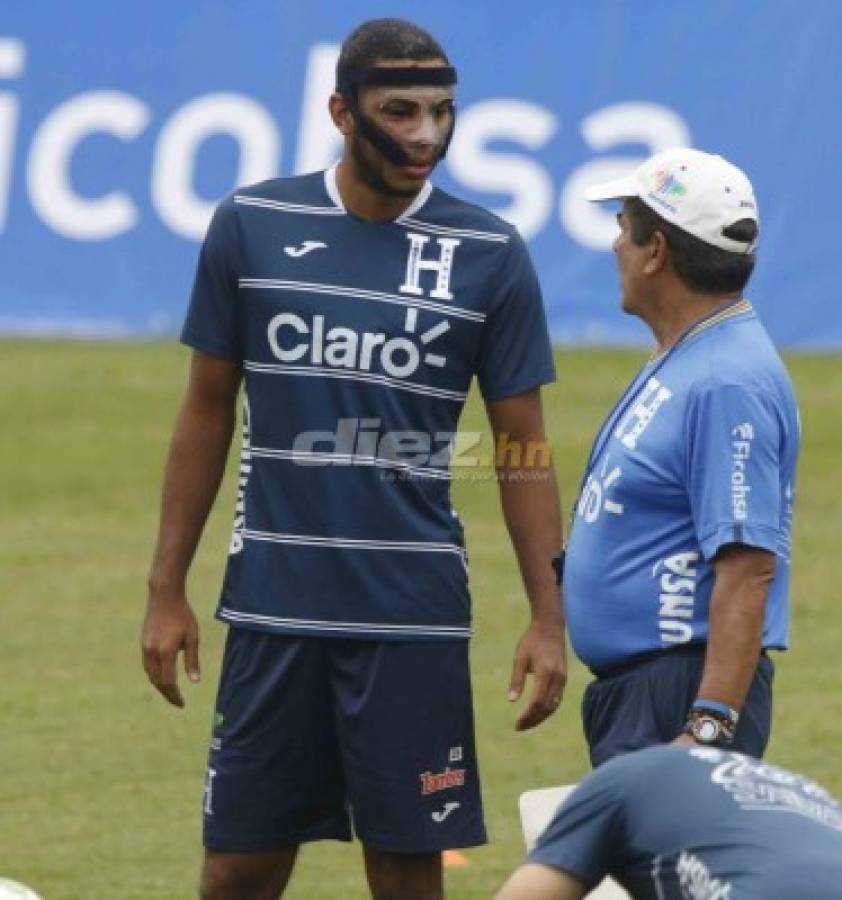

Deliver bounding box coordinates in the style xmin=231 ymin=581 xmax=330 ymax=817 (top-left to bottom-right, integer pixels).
xmin=2 ymin=341 xmax=841 ymax=899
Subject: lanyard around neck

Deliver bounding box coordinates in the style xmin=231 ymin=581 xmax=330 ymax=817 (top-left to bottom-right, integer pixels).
xmin=574 ymin=298 xmax=753 ymax=505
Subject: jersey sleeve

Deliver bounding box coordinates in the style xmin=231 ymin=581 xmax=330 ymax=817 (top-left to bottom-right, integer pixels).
xmin=528 ymin=763 xmax=627 ymax=888
xmin=685 ymin=383 xmax=783 ymax=560
xmin=475 ymin=229 xmax=556 ymax=401
xmin=180 ymin=195 xmax=243 ymax=360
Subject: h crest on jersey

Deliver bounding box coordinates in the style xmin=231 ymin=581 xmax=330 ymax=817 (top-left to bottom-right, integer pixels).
xmin=399 ymin=232 xmax=461 ymax=301
xmin=614 ymin=377 xmax=673 ymax=450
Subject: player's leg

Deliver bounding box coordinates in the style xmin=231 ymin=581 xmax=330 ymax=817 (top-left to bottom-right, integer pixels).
xmin=200 ymin=848 xmax=298 ymax=900
xmin=199 ymin=628 xmax=352 ymax=898
xmin=329 ymin=638 xmax=487 ymax=898
xmin=361 ymin=846 xmax=442 ymax=900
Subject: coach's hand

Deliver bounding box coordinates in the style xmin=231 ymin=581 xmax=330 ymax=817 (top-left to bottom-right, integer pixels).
xmin=141 ymin=594 xmax=201 ymax=708
xmin=508 ymin=619 xmax=567 ymax=731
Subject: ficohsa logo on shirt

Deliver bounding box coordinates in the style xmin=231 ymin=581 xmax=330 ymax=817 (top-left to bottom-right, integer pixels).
xmin=730 ymin=422 xmax=754 ymax=521
xmin=266 ymin=307 xmax=449 ymax=379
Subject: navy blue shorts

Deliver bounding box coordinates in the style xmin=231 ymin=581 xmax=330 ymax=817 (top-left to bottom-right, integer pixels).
xmin=202 ymin=628 xmax=487 ymax=853
xmin=582 ymin=644 xmax=775 ymax=768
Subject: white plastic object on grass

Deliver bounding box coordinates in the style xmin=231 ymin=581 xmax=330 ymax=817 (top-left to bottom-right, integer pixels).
xmin=519 ymin=785 xmax=630 ymax=899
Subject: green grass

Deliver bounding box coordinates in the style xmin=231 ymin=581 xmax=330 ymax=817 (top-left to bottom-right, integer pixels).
xmin=1 ymin=342 xmax=841 ymax=899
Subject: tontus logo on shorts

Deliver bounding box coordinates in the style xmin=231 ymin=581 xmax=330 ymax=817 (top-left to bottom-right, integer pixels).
xmin=419 ymin=767 xmax=465 ymax=795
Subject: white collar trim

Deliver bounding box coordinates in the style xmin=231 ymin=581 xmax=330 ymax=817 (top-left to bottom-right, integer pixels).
xmin=324 ymin=162 xmax=345 ymax=211
xmin=324 ymin=162 xmax=433 ymax=221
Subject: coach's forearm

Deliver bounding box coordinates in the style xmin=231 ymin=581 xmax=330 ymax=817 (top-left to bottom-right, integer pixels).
xmin=696 ymin=545 xmax=775 ymax=711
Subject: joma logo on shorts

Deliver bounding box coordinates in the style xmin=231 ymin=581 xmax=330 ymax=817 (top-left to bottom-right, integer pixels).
xmin=419 ymin=767 xmax=465 ymax=795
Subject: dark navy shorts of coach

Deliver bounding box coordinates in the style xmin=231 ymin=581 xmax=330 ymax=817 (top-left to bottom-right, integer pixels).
xmin=202 ymin=628 xmax=487 ymax=853
xmin=582 ymin=643 xmax=775 ymax=768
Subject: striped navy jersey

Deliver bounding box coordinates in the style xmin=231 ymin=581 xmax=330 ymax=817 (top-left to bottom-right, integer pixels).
xmin=181 ymin=164 xmax=555 ymax=640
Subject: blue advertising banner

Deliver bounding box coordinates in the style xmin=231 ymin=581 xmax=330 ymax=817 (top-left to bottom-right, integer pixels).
xmin=1 ymin=1 xmax=838 ymax=347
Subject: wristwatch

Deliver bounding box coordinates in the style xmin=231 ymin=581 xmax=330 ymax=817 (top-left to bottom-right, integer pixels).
xmin=683 ymin=701 xmax=739 ymax=747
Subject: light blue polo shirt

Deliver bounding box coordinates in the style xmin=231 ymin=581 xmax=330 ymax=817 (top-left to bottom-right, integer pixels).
xmin=564 ymin=301 xmax=799 ymax=671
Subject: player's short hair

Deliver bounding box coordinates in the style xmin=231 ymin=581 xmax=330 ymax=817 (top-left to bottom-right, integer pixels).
xmin=625 ymin=197 xmax=757 ymax=295
xmin=337 ymin=18 xmax=450 ymax=79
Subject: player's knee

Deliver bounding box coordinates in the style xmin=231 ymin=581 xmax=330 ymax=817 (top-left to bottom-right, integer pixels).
xmin=199 ymin=849 xmax=296 ymax=900
xmin=199 ymin=856 xmax=253 ymax=900
xmin=364 ymin=847 xmax=443 ymax=900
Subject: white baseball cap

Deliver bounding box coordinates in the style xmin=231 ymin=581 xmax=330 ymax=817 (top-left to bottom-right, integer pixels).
xmin=585 ymin=148 xmax=759 ymax=254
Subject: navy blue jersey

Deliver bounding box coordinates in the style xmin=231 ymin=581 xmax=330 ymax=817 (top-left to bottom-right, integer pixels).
xmin=564 ymin=301 xmax=800 ymax=670
xmin=182 ymin=165 xmax=555 ymax=639
xmin=530 ymin=746 xmax=842 ymax=898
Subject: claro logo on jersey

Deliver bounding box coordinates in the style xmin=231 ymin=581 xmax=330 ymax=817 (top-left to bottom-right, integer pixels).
xmin=653 ymin=551 xmax=699 ymax=645
xmin=266 ymin=234 xmax=458 ymax=378
xmin=267 ymin=307 xmax=449 ymax=378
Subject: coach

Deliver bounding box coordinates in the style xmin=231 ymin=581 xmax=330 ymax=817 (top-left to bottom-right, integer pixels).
xmin=564 ymin=148 xmax=800 ymax=766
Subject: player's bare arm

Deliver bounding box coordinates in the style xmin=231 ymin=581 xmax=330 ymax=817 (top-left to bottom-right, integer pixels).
xmin=486 ymin=388 xmax=567 ymax=731
xmin=142 ymin=350 xmax=242 ymax=707
xmin=496 ymin=863 xmax=586 ymax=900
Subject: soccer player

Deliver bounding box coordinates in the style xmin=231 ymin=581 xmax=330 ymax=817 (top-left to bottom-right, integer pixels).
xmin=141 ymin=18 xmax=566 ymax=900
xmin=562 ymin=149 xmax=800 ymax=767
xmin=496 ymin=745 xmax=842 ymax=899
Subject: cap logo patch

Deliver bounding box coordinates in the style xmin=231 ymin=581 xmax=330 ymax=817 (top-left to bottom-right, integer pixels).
xmin=652 ymin=169 xmax=687 ymax=198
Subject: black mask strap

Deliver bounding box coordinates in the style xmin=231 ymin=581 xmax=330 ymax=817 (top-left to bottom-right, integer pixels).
xmin=337 ymin=65 xmax=457 ymax=167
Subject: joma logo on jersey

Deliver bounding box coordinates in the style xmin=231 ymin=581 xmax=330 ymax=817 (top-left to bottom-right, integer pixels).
xmin=267 ymin=307 xmax=449 ymax=378
xmin=419 ymin=767 xmax=465 ymax=795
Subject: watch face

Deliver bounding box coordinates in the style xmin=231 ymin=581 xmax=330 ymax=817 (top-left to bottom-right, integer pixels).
xmin=694 ymin=717 xmax=720 ymax=743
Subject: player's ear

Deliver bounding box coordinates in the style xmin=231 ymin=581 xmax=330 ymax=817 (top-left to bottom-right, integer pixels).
xmin=644 ymin=230 xmax=668 ymax=276
xmin=329 ymin=93 xmax=352 ymax=136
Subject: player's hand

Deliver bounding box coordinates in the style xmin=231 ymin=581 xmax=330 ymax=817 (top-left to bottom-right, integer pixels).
xmin=508 ymin=618 xmax=567 ymax=731
xmin=141 ymin=593 xmax=200 ymax=708
xmin=671 ymin=732 xmax=698 ymax=748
